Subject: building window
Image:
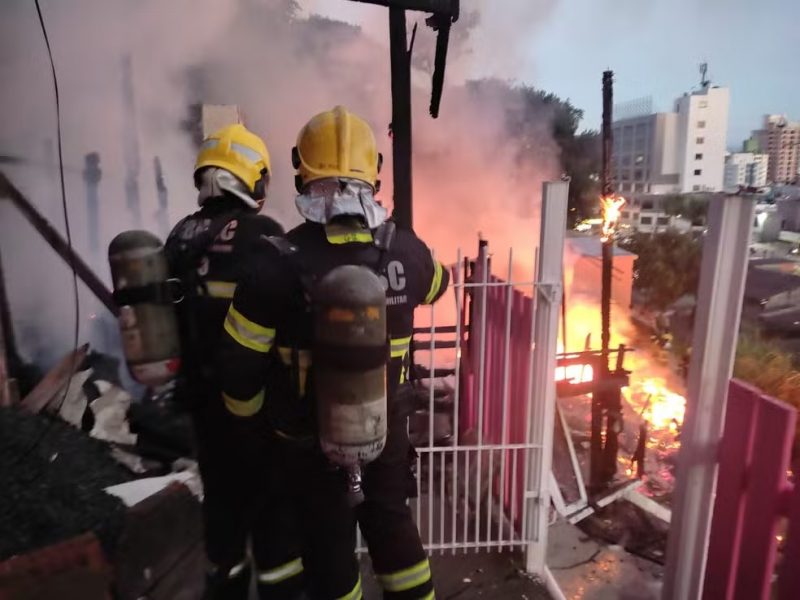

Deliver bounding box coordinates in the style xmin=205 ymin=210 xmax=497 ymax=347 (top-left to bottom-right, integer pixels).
xmin=697 ymin=137 xmax=705 ymax=144
xmin=697 ymin=120 xmax=706 ymax=128
xmin=699 ymin=100 xmax=708 ymax=108
xmin=693 ymin=185 xmax=701 ymax=191
xmin=640 ymin=216 xmax=653 ymax=225
xmin=621 ymin=211 xmax=630 ymax=219
xmin=634 ymin=169 xmax=644 ymax=181
xmin=694 ymin=169 xmax=702 ymax=176
xmin=657 ymin=217 xmax=670 ymax=225
xmin=642 ymin=201 xmax=654 ymax=210
xmin=634 ymin=183 xmax=645 ymax=192
xmin=695 ymin=153 xmax=703 ymax=160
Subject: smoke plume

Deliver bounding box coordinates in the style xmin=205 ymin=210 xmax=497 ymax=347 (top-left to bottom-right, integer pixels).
xmin=0 ymin=0 xmax=563 ymax=372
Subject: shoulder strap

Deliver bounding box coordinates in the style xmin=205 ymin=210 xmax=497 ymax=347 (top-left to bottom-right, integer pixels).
xmin=264 ymin=235 xmax=316 ymax=296
xmin=372 ymin=220 xmax=396 ymax=275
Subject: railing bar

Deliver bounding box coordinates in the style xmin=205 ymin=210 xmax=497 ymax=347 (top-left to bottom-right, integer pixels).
xmin=452 ymin=248 xmax=463 ymax=556
xmin=427 ymin=254 xmax=436 ymax=552
xmin=440 ymin=451 xmax=445 ymax=552
xmin=463 ymin=449 xmax=470 ymax=554
xmin=475 ymin=246 xmax=490 ymax=553
xmin=521 ymin=246 xmax=539 ymax=544
xmin=414 ymin=443 xmax=545 ymax=452
xmin=498 ymin=248 xmax=514 ymax=552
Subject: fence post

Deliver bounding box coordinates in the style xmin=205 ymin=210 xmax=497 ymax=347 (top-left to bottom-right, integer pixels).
xmin=526 ymin=180 xmax=568 ymax=575
xmin=662 ymin=194 xmax=755 ymax=600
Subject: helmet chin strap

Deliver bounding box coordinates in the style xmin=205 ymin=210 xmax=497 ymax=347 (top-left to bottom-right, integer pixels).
xmin=197 ymin=168 xmax=259 ymax=210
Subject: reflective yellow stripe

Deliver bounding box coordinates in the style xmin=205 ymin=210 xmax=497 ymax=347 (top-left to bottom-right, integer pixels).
xmin=378 ymin=559 xmax=431 ymax=592
xmin=327 ymin=231 xmax=374 ymax=244
xmin=206 ymin=280 xmax=236 ymax=299
xmin=257 ymin=557 xmax=303 ymax=584
xmin=419 ymin=592 xmax=435 ymax=600
xmin=424 ymin=260 xmax=444 ymax=304
xmin=336 ymin=574 xmax=362 ymax=600
xmin=223 ymin=389 xmax=264 ymax=417
xmin=223 ymin=305 xmax=275 ymax=353
xmin=390 ymin=336 xmax=412 ymax=359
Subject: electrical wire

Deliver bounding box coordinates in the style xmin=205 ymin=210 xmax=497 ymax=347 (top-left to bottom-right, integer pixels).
xmin=9 ymin=0 xmax=81 ymax=473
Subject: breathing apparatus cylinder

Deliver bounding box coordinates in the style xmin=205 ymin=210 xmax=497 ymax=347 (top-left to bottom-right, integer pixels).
xmin=313 ymin=265 xmax=388 ymax=505
xmin=108 ymin=231 xmax=181 ymax=387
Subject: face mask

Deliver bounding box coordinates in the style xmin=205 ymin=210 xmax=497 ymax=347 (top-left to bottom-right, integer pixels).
xmin=197 ymin=167 xmax=259 ymax=210
xmin=295 ymin=178 xmax=388 ymax=229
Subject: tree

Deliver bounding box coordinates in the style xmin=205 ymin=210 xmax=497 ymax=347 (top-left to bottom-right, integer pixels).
xmin=466 ymin=80 xmax=601 ymax=228
xmin=619 ymin=230 xmax=702 ymax=310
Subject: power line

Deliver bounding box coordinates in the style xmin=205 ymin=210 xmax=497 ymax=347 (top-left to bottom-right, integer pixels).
xmin=10 ymin=0 xmax=82 ymax=472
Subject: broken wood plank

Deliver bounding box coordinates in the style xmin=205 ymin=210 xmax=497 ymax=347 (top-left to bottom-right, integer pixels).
xmin=113 ymin=482 xmax=203 ymax=600
xmin=21 ymin=344 xmax=89 ymax=414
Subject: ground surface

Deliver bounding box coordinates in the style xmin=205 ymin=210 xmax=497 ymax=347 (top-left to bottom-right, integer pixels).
xmin=361 ymin=552 xmax=551 ymax=599
xmin=547 ymin=520 xmax=663 ymax=600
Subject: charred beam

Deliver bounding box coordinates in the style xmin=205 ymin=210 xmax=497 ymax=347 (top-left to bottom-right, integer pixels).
xmin=389 ymin=7 xmax=413 ymax=229
xmin=0 ymin=170 xmax=117 ymax=316
xmin=349 ymin=0 xmax=457 ymax=13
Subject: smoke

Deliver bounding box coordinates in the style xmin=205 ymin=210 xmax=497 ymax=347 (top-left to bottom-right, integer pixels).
xmin=0 ymin=0 xmax=564 ymax=373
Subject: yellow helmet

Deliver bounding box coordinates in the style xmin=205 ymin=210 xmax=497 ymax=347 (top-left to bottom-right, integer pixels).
xmin=194 ymin=124 xmax=271 ymax=202
xmin=292 ymin=106 xmax=382 ymax=192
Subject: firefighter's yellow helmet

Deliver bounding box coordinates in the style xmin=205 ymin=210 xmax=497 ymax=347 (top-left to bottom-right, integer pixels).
xmin=194 ymin=124 xmax=271 ymax=200
xmin=292 ymin=106 xmax=382 ymax=192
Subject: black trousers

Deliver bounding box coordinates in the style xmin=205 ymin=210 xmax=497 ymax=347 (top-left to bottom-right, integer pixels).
xmin=193 ymin=396 xmax=304 ymax=599
xmin=291 ymin=412 xmax=434 ymax=600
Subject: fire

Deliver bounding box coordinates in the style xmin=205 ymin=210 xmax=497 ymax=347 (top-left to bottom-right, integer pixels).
xmin=625 ymin=378 xmax=686 ymax=433
xmin=600 ymin=195 xmax=626 ymax=242
xmin=558 ymin=298 xmax=687 ymax=439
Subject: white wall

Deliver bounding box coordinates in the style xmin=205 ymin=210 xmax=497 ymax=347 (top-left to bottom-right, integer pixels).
xmin=676 ymin=87 xmax=729 ymax=193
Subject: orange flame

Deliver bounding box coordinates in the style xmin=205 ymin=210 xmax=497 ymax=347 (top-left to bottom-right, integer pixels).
xmin=600 ymin=195 xmax=626 ymax=241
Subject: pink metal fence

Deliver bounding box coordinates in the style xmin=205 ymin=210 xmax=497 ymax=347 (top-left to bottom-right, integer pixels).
xmin=704 ymin=379 xmax=800 ymax=600
xmin=459 ymin=272 xmax=535 ymax=529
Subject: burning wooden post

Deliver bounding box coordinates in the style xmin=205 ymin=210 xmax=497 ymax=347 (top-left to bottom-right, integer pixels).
xmin=83 ymin=153 xmax=101 ymax=254
xmin=153 ymin=157 xmax=169 ymax=238
xmin=347 ymin=0 xmax=459 ymax=229
xmin=121 ymin=55 xmax=142 ymax=228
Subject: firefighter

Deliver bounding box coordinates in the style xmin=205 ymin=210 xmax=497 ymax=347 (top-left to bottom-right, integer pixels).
xmin=164 ymin=124 xmax=304 ymax=600
xmin=218 ymin=106 xmax=449 ymax=599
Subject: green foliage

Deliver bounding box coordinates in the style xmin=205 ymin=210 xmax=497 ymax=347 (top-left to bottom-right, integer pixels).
xmin=659 ymin=195 xmax=709 ymax=225
xmin=734 ymin=331 xmax=800 ymax=451
xmin=619 ymin=230 xmax=702 ymax=310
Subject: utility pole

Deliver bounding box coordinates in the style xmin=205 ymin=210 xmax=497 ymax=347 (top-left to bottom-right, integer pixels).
xmin=121 ymin=55 xmax=142 ymax=228
xmin=347 ymin=0 xmax=459 ymax=230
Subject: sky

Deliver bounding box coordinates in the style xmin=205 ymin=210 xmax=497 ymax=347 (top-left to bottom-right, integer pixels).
xmin=307 ymin=0 xmax=800 ymax=148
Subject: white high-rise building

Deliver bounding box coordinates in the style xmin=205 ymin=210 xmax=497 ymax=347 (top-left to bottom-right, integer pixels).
xmin=612 ymin=81 xmax=730 ymax=194
xmin=724 ymin=152 xmax=769 ymax=189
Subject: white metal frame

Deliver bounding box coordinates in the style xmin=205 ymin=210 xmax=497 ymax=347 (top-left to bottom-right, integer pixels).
xmin=662 ymin=194 xmax=755 ymax=599
xmin=389 ymin=182 xmax=568 ymax=598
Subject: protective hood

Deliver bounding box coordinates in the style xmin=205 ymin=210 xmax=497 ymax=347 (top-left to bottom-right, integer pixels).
xmin=197 ymin=167 xmax=259 ymax=209
xmin=295 ymin=178 xmax=387 ymax=229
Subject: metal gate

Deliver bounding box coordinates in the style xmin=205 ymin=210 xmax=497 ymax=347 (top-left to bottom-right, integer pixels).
xmin=363 ymin=182 xmax=567 ymax=590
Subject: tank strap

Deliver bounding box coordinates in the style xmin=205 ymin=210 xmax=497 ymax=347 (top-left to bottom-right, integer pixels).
xmin=113 ymin=280 xmax=182 ymax=306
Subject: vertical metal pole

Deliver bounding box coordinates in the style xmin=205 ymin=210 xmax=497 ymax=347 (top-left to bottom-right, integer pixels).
xmin=662 ymin=194 xmax=755 ymax=600
xmin=526 ymin=180 xmax=568 ymax=575
xmin=389 ymin=8 xmax=413 ymax=230
xmin=83 ymin=152 xmax=101 ymax=254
